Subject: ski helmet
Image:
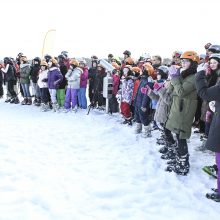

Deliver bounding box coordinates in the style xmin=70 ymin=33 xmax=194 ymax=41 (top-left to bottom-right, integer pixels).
xmin=208 ymin=45 xmax=220 ymax=54
xmin=123 ymin=50 xmax=131 ymax=56
xmin=208 ymin=53 xmax=220 ymax=62
xmin=180 ymin=51 xmax=199 ymax=63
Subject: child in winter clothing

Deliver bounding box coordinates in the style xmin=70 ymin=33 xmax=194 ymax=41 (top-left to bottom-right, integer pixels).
xmin=37 ymin=60 xmax=50 ymax=111
xmin=64 ymin=59 xmax=83 ymax=112
xmin=30 ymin=57 xmax=41 ymax=106
xmin=57 ymin=54 xmax=68 ymax=108
xmin=165 ymin=51 xmax=199 ymax=176
xmin=109 ymin=69 xmax=120 ymax=113
xmin=47 ymin=58 xmax=63 ymax=111
xmin=133 ymin=63 xmax=154 ymax=137
xmin=78 ymin=60 xmax=88 ymax=109
xmin=120 ymin=65 xmax=134 ymax=125
xmin=20 ymin=56 xmax=32 ymax=105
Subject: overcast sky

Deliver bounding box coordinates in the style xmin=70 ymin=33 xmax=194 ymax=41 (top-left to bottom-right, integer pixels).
xmin=1 ymin=0 xmax=220 ymax=60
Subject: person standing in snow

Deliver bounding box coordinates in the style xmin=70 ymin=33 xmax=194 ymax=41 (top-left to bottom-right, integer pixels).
xmin=165 ymin=51 xmax=199 ymax=176
xmin=0 ymin=65 xmax=3 ymax=98
xmin=30 ymin=57 xmax=41 ymax=106
xmin=64 ymin=59 xmax=83 ymax=113
xmin=19 ymin=55 xmax=32 ymax=105
xmin=78 ymin=60 xmax=89 ymax=109
xmin=195 ymin=53 xmax=220 ymax=202
xmin=119 ymin=65 xmax=134 ymax=125
xmin=133 ymin=63 xmax=154 ymax=137
xmin=57 ymin=54 xmax=68 ymax=109
xmin=1 ymin=57 xmax=19 ymax=104
xmin=47 ymin=57 xmax=63 ymax=112
xmin=37 ymin=60 xmax=50 ymax=111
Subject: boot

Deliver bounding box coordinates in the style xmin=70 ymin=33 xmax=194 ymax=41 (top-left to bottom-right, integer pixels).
xmin=167 ymin=154 xmax=190 ymax=176
xmin=206 ymin=192 xmax=220 ymax=202
xmin=21 ymin=98 xmax=28 ymax=105
xmin=26 ymin=97 xmax=32 ymax=105
xmin=52 ymin=102 xmax=59 ymax=112
xmin=35 ymin=98 xmax=41 ymax=107
xmin=33 ymin=97 xmax=37 ymax=105
xmin=142 ymin=125 xmax=152 ymax=138
xmin=159 ymin=145 xmax=168 ymax=154
xmin=161 ymin=142 xmax=177 ymax=159
xmin=134 ymin=123 xmax=142 ymax=134
xmin=5 ymin=97 xmax=11 ymax=103
xmin=10 ymin=97 xmax=19 ymax=104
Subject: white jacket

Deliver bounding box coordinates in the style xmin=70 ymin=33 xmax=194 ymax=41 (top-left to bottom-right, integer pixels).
xmin=37 ymin=70 xmax=48 ymax=88
xmin=65 ymin=67 xmax=83 ymax=89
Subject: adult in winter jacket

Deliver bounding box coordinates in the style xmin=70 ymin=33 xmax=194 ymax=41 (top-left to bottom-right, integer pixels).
xmin=92 ymin=64 xmax=106 ymax=108
xmin=64 ymin=59 xmax=83 ymax=112
xmin=30 ymin=57 xmax=41 ymax=105
xmin=195 ymin=53 xmax=220 ymax=202
xmin=47 ymin=58 xmax=63 ymax=111
xmin=78 ymin=60 xmax=89 ymax=109
xmin=165 ymin=51 xmax=199 ymax=176
xmin=134 ymin=63 xmax=154 ymax=137
xmin=1 ymin=57 xmax=19 ymax=104
xmin=88 ymin=60 xmax=98 ymax=103
xmin=20 ymin=56 xmax=32 ymax=105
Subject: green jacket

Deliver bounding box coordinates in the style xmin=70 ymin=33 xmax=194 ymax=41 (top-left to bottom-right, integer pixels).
xmin=20 ymin=64 xmax=31 ymax=84
xmin=166 ymin=74 xmax=198 ymax=139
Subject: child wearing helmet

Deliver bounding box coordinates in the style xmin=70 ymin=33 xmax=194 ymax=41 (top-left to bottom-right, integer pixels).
xmin=47 ymin=57 xmax=63 ymax=111
xmin=37 ymin=61 xmax=50 ymax=111
xmin=64 ymin=59 xmax=83 ymax=113
xmin=120 ymin=65 xmax=134 ymax=125
xmin=165 ymin=51 xmax=199 ymax=175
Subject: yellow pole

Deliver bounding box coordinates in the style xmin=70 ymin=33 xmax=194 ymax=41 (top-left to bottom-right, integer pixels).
xmin=41 ymin=29 xmax=56 ymax=58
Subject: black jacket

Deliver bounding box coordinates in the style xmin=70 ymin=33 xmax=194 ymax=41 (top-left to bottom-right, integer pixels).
xmin=30 ymin=65 xmax=41 ymax=83
xmin=195 ymin=70 xmax=220 ymax=152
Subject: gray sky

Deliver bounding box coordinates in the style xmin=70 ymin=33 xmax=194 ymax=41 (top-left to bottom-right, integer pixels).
xmin=1 ymin=0 xmax=220 ymax=59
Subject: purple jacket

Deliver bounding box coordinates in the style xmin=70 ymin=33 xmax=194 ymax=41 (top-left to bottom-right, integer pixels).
xmin=47 ymin=67 xmax=63 ymax=89
xmin=80 ymin=67 xmax=88 ymax=88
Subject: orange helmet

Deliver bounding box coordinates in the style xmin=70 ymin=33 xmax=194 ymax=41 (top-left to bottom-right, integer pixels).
xmin=125 ymin=57 xmax=134 ymax=65
xmin=132 ymin=66 xmax=141 ymax=73
xmin=111 ymin=62 xmax=120 ymax=70
xmin=180 ymin=51 xmax=199 ymax=63
xmin=143 ymin=63 xmax=154 ymax=76
xmin=49 ymin=57 xmax=58 ymax=65
xmin=69 ymin=59 xmax=79 ymax=66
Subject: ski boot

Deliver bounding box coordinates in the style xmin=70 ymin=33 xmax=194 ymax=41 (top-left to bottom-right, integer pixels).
xmin=21 ymin=98 xmax=28 ymax=105
xmin=26 ymin=97 xmax=32 ymax=105
xmin=134 ymin=123 xmax=142 ymax=134
xmin=202 ymin=165 xmax=218 ymax=179
xmin=167 ymin=154 xmax=190 ymax=176
xmin=142 ymin=125 xmax=152 ymax=138
xmin=206 ymin=192 xmax=220 ymax=202
xmin=5 ymin=97 xmax=11 ymax=103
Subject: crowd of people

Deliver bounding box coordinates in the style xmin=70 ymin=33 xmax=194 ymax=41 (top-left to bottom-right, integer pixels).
xmin=0 ymin=44 xmax=220 ymax=202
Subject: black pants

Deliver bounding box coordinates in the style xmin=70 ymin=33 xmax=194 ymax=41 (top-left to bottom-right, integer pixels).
xmin=7 ymin=80 xmax=17 ymax=98
xmin=164 ymin=127 xmax=175 ymax=144
xmin=176 ymin=134 xmax=188 ymax=156
xmin=40 ymin=88 xmax=50 ymax=104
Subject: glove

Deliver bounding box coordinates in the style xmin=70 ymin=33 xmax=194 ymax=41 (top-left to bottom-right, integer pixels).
xmin=141 ymin=107 xmax=147 ymax=112
xmin=42 ymin=78 xmax=48 ymax=82
xmin=168 ymin=65 xmax=180 ymax=79
xmin=153 ymin=82 xmax=163 ymax=91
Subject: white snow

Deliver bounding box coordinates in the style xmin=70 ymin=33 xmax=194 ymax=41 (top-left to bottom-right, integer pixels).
xmin=0 ymin=97 xmax=219 ymax=220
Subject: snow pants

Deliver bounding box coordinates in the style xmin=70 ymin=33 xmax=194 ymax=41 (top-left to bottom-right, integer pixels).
xmin=78 ymin=88 xmax=87 ymax=109
xmin=134 ymin=107 xmax=151 ymax=126
xmin=64 ymin=88 xmax=78 ymax=109
xmin=57 ymin=89 xmax=65 ymax=107
xmin=121 ymin=102 xmax=132 ymax=119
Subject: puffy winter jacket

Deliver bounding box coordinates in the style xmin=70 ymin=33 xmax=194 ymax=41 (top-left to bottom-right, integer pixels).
xmin=20 ymin=63 xmax=31 ymax=84
xmin=47 ymin=67 xmax=63 ymax=89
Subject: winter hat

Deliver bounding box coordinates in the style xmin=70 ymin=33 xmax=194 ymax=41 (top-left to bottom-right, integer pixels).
xmin=111 ymin=62 xmax=120 ymax=70
xmin=40 ymin=60 xmax=48 ymax=66
xmin=125 ymin=57 xmax=134 ymax=65
xmin=70 ymin=59 xmax=79 ymax=67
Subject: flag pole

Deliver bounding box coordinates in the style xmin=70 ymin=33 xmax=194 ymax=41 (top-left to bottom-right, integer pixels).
xmin=41 ymin=29 xmax=56 ymax=58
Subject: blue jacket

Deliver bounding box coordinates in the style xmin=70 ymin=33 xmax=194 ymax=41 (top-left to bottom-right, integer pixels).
xmin=134 ymin=75 xmax=153 ymax=108
xmin=47 ymin=67 xmax=63 ymax=89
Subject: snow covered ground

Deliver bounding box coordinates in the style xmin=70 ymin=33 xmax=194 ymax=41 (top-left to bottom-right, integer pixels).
xmin=0 ymin=98 xmax=219 ymax=220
